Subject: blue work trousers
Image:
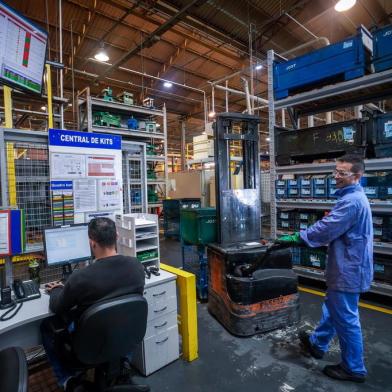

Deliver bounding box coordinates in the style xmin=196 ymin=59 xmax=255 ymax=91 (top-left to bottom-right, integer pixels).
xmin=309 ymin=290 xmax=367 ymax=375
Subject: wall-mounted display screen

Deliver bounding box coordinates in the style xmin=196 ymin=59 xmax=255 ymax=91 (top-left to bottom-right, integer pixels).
xmin=0 ymin=1 xmax=48 ymax=94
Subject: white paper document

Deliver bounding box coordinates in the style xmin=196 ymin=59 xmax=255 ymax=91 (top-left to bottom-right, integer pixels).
xmin=74 ymin=179 xmax=97 ymax=212
xmin=51 ymin=153 xmax=86 ymax=178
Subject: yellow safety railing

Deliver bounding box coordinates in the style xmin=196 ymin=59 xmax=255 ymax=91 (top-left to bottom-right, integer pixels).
xmin=4 ymin=86 xmax=13 ymax=128
xmin=6 ymin=142 xmax=17 ymax=206
xmin=160 ymin=263 xmax=198 ymax=362
xmin=45 ymin=64 xmax=54 ymax=129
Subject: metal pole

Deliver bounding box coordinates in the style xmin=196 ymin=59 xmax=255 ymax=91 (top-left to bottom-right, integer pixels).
xmin=211 ymin=85 xmax=215 ymax=115
xmin=249 ymin=24 xmax=255 ymax=111
xmin=267 ymin=50 xmax=277 ymax=239
xmin=225 ymin=80 xmax=229 ymax=112
xmin=181 ymin=120 xmax=186 ymax=171
xmin=59 ymin=0 xmax=64 ymax=129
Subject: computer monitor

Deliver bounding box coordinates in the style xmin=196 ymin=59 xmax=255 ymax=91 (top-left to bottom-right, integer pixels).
xmin=43 ymin=224 xmax=92 ymax=268
xmin=0 ymin=1 xmax=48 ymax=94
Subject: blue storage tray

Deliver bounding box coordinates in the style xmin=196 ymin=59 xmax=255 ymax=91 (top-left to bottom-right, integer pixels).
xmin=274 ymin=26 xmax=373 ymax=100
xmin=373 ymin=24 xmax=392 ymax=73
xmin=314 ymin=186 xmax=327 ymax=198
xmin=363 ymin=186 xmax=379 ymax=199
xmin=276 ymin=187 xmax=287 ymax=199
xmin=300 ymin=187 xmax=313 ymax=198
xmin=288 ymin=187 xmax=299 ymax=198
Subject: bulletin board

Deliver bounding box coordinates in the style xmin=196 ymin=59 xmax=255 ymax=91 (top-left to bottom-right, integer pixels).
xmin=48 ymin=129 xmax=123 ymax=225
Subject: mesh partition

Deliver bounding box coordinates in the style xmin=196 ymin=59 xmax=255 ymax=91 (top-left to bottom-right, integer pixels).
xmin=5 ymin=141 xmax=51 ymax=251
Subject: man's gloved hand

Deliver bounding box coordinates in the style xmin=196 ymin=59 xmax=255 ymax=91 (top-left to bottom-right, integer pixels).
xmin=275 ymin=232 xmax=303 ymax=246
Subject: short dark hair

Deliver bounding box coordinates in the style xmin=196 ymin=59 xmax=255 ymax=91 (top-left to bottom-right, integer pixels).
xmin=337 ymin=154 xmax=365 ymax=174
xmin=88 ymin=218 xmax=117 ymax=247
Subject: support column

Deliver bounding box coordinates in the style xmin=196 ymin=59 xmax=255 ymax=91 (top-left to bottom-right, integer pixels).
xmin=181 ymin=120 xmax=186 ymax=171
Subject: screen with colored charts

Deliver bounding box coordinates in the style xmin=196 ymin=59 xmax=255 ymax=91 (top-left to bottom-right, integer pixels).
xmin=44 ymin=225 xmax=92 ymax=266
xmin=0 ymin=1 xmax=47 ymax=94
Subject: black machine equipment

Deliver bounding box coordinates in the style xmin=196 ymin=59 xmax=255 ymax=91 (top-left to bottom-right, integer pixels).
xmin=207 ymin=113 xmax=300 ymax=337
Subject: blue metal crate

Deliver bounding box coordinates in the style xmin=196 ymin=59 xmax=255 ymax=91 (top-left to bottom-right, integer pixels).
xmin=363 ymin=186 xmax=379 ymax=199
xmin=287 ymin=187 xmax=299 ymax=198
xmin=181 ymin=243 xmax=208 ymax=300
xmin=300 ymin=187 xmax=313 ymax=198
xmin=373 ymin=24 xmax=392 ymax=73
xmin=274 ymin=26 xmax=372 ymax=100
xmin=313 ymin=185 xmax=327 ymax=198
xmin=327 ymin=178 xmax=337 ymax=198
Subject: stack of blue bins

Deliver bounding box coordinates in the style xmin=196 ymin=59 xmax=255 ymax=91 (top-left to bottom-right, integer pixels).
xmin=287 ymin=179 xmax=299 ymax=198
xmin=327 ymin=177 xmax=337 ymax=199
xmin=274 ymin=25 xmax=373 ymax=100
xmin=276 ymin=179 xmax=287 ymax=199
xmin=299 ymin=177 xmax=312 ymax=198
xmin=313 ymin=177 xmax=327 ymax=199
xmin=373 ymin=24 xmax=392 ymax=73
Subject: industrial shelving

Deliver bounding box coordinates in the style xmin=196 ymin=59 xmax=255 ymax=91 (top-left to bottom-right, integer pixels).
xmin=77 ymin=87 xmax=168 ymax=211
xmin=267 ymin=49 xmax=392 ymax=295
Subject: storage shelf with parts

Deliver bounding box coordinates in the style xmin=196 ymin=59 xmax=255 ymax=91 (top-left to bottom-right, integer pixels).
xmin=292 ymin=266 xmax=392 ymax=297
xmin=267 ymin=47 xmax=392 ymax=295
xmin=275 ymin=68 xmax=392 ymax=116
xmin=276 ymin=199 xmax=392 ymax=213
xmin=115 ymin=213 xmax=160 ymax=268
xmin=77 ymin=87 xmax=168 ymax=212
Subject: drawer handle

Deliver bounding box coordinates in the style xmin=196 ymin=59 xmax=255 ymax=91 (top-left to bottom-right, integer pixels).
xmin=154 ymin=306 xmax=167 ymax=313
xmin=156 ymin=337 xmax=169 ymax=345
xmin=154 ymin=321 xmax=168 ymax=329
xmin=153 ymin=291 xmax=167 ymax=297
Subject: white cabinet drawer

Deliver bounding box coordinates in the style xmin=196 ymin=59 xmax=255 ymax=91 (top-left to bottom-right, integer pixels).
xmin=144 ymin=281 xmax=177 ymax=321
xmin=145 ymin=310 xmax=177 ymax=339
xmin=143 ymin=325 xmax=180 ymax=375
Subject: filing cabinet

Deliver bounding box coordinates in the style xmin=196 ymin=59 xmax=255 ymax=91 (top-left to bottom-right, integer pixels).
xmin=132 ymin=271 xmax=180 ymax=375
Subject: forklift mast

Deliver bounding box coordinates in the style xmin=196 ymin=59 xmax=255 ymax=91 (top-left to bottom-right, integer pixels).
xmin=214 ymin=113 xmax=261 ymax=245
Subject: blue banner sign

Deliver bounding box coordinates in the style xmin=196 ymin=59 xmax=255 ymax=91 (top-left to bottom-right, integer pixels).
xmin=49 ymin=129 xmax=121 ymax=150
xmin=50 ymin=181 xmax=73 ymax=191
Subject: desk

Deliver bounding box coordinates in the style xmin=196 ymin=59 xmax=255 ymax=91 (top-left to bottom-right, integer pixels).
xmin=0 ymin=270 xmax=177 ymax=353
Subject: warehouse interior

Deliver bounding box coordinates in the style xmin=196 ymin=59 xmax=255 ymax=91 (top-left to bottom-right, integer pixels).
xmin=0 ymin=0 xmax=392 ymax=391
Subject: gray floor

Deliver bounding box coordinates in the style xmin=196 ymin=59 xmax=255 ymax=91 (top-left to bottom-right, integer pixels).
xmin=139 ymin=237 xmax=392 ymax=392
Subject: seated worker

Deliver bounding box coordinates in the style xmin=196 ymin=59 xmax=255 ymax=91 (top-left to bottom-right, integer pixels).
xmin=41 ymin=217 xmax=145 ymax=392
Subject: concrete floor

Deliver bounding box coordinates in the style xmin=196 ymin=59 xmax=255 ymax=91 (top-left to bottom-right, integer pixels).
xmin=140 ymin=237 xmax=392 ymax=392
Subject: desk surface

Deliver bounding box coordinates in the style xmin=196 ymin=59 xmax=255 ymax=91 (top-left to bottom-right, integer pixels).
xmin=0 ymin=269 xmax=176 ymax=338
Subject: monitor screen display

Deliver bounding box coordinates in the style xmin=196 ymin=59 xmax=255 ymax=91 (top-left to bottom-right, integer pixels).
xmin=0 ymin=1 xmax=48 ymax=94
xmin=44 ymin=225 xmax=92 ymax=266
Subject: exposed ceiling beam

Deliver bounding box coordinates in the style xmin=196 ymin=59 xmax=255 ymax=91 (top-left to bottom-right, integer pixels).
xmin=93 ymin=0 xmax=209 ymax=83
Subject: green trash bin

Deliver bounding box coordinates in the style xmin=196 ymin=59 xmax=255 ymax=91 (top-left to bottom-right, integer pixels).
xmin=180 ymin=208 xmax=217 ymax=245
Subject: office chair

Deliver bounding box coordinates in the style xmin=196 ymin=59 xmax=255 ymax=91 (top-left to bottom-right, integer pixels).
xmin=51 ymin=294 xmax=149 ymax=392
xmin=0 ymin=346 xmax=28 ymax=392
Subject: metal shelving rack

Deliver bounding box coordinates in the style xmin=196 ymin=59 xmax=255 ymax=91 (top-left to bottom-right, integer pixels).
xmin=77 ymin=87 xmax=168 ymax=212
xmin=267 ymin=50 xmax=392 ymax=296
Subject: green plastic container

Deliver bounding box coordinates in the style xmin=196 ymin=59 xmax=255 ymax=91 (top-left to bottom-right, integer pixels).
xmin=180 ymin=208 xmax=217 ymax=245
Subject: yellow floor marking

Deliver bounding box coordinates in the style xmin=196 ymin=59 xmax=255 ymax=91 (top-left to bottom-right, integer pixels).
xmin=298 ymin=286 xmax=392 ymax=315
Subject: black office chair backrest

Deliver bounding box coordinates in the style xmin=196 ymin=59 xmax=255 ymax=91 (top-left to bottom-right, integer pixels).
xmin=0 ymin=347 xmax=28 ymax=392
xmin=72 ymin=294 xmax=148 ymax=365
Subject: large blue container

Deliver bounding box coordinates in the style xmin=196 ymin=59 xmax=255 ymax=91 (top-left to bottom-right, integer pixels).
xmin=373 ymin=24 xmax=392 ymax=73
xmin=274 ymin=26 xmax=373 ymax=100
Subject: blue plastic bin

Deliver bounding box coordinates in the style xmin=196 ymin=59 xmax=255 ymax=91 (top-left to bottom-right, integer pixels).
xmin=373 ymin=24 xmax=392 ymax=73
xmin=274 ymin=26 xmax=373 ymax=100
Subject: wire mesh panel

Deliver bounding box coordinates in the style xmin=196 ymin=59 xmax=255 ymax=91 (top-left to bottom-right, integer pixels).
xmin=5 ymin=141 xmax=51 ymax=251
xmin=122 ymin=142 xmax=147 ymax=214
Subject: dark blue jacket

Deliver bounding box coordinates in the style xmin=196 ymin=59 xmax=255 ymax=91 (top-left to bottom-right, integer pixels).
xmin=300 ymin=184 xmax=373 ymax=293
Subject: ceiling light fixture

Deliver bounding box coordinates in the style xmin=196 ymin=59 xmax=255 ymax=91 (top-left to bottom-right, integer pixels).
xmin=255 ymin=64 xmax=263 ymax=70
xmin=40 ymin=106 xmax=46 ymax=111
xmin=266 ymin=137 xmax=270 ymax=141
xmin=334 ymin=0 xmax=356 ymax=12
xmin=94 ymin=42 xmax=109 ymax=62
xmin=208 ymin=111 xmax=216 ymax=118
xmin=163 ymin=81 xmax=173 ymax=88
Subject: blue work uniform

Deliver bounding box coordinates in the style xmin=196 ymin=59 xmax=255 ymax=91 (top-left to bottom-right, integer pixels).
xmin=300 ymin=183 xmax=373 ymax=375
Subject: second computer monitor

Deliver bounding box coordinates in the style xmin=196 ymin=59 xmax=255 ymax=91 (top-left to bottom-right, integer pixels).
xmin=44 ymin=224 xmax=92 ymax=267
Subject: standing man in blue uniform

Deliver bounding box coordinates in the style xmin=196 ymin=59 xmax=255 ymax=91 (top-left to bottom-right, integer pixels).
xmin=277 ymin=155 xmax=373 ymax=383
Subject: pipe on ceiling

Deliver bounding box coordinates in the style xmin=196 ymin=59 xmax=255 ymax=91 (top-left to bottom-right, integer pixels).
xmin=213 ymin=84 xmax=268 ymax=105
